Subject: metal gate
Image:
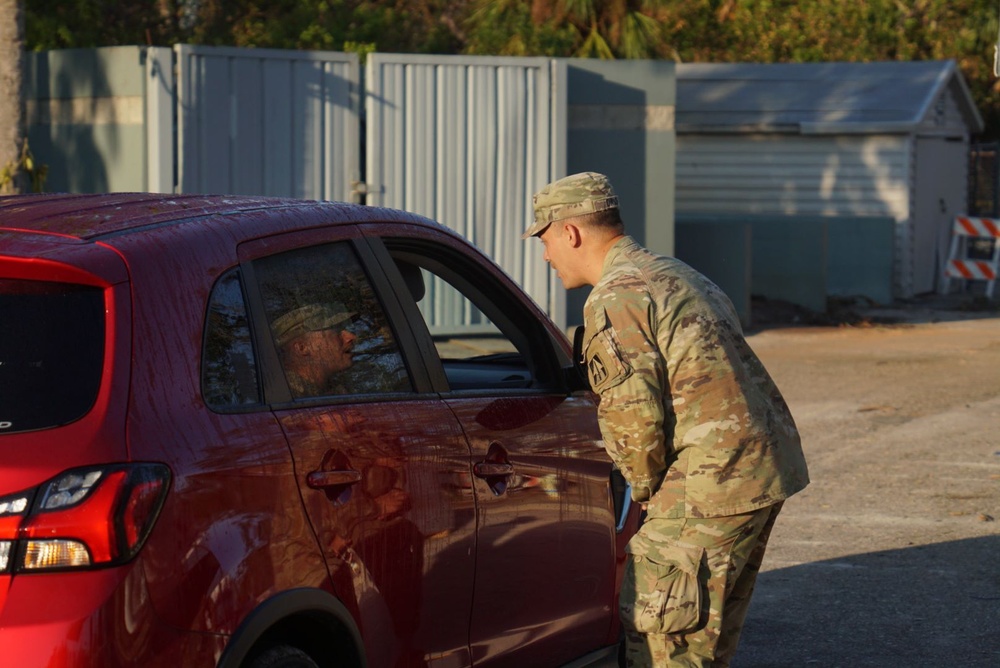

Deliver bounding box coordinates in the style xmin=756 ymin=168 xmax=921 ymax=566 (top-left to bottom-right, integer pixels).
xmin=364 ymin=54 xmax=567 ymax=327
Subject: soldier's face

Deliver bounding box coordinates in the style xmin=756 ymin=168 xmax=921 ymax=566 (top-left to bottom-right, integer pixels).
xmin=539 ymin=223 xmax=585 ymax=289
xmin=302 ymin=326 xmax=357 ymax=375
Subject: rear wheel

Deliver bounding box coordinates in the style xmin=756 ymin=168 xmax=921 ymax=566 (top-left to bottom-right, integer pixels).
xmin=247 ymin=645 xmax=320 ymax=668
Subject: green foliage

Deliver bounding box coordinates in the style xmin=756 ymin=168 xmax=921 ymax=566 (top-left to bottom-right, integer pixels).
xmin=343 ymin=40 xmax=376 ymax=64
xmin=26 ymin=0 xmax=467 ymax=53
xmin=620 ymin=10 xmax=662 ymax=59
xmin=26 ymin=0 xmax=182 ymax=49
xmin=0 ymin=138 xmax=48 ymax=194
xmin=463 ymin=0 xmax=669 ymax=59
xmin=462 ymin=0 xmax=576 ymax=56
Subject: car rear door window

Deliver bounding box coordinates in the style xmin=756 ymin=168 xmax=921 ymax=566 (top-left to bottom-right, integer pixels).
xmin=252 ymin=242 xmax=411 ymax=399
xmin=0 ymin=279 xmax=104 ymax=433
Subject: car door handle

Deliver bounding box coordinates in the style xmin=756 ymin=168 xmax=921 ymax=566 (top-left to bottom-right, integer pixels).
xmin=306 ymin=470 xmax=362 ymax=489
xmin=473 ymin=462 xmax=514 ymax=478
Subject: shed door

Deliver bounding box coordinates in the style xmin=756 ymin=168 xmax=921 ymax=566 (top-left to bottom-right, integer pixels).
xmin=175 ymin=44 xmax=361 ymax=201
xmin=914 ymin=136 xmax=969 ymax=293
xmin=364 ymin=54 xmax=567 ymax=328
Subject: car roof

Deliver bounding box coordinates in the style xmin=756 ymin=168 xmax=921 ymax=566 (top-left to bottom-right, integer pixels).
xmin=0 ymin=192 xmax=439 ymax=241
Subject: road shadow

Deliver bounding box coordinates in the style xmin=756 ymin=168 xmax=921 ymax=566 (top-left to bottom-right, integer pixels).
xmin=733 ymin=535 xmax=1000 ymax=667
xmin=745 ymin=292 xmax=1000 ymax=334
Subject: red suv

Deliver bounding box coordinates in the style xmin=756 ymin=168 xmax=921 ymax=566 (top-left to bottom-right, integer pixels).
xmin=0 ymin=193 xmax=636 ymax=668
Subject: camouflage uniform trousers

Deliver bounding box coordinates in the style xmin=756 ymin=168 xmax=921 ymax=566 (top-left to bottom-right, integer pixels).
xmin=619 ymin=502 xmax=783 ymax=667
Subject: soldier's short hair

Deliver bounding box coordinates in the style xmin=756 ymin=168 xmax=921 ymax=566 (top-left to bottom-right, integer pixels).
xmin=583 ymin=207 xmax=625 ymax=232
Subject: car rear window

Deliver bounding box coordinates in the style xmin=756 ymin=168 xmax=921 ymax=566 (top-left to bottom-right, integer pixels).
xmin=0 ymin=279 xmax=104 ymax=434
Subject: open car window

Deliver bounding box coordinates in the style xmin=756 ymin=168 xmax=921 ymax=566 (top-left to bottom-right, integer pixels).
xmin=385 ymin=240 xmax=562 ymax=393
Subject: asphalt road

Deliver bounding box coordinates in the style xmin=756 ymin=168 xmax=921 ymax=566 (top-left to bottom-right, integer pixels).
xmin=731 ymin=301 xmax=1000 ymax=667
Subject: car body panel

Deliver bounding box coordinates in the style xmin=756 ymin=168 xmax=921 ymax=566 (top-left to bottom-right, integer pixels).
xmin=274 ymin=401 xmax=477 ymax=667
xmin=106 ymin=210 xmax=333 ymax=635
xmin=448 ymin=394 xmax=616 ymax=666
xmin=0 ymin=562 xmax=206 ymax=667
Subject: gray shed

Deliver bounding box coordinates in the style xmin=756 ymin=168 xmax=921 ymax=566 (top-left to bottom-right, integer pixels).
xmin=675 ymin=59 xmax=984 ymax=302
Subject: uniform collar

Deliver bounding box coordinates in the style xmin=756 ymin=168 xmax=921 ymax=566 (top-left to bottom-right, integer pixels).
xmin=600 ymin=235 xmax=639 ymax=278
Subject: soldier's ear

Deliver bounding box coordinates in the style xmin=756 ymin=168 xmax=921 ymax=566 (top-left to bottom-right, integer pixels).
xmin=292 ymin=338 xmax=311 ymax=356
xmin=565 ymin=222 xmax=583 ymax=248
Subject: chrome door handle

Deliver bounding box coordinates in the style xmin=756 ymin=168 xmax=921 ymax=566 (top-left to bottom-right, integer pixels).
xmin=306 ymin=470 xmax=362 ymax=489
xmin=473 ymin=462 xmax=514 ymax=478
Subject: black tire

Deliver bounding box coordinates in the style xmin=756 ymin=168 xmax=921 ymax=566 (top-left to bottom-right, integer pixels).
xmin=246 ymin=645 xmax=320 ymax=668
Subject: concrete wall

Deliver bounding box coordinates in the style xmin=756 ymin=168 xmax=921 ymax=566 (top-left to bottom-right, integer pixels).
xmin=25 ymin=46 xmax=173 ymax=193
xmin=677 ymin=213 xmax=896 ymax=321
xmin=562 ymin=59 xmax=676 ymax=326
xmin=675 ymin=219 xmax=752 ymax=326
xmin=752 ymin=218 xmax=829 ymax=313
xmin=826 ymin=216 xmax=895 ymax=304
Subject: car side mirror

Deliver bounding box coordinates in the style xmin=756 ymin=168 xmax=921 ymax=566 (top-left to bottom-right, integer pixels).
xmin=563 ymin=325 xmax=590 ymax=392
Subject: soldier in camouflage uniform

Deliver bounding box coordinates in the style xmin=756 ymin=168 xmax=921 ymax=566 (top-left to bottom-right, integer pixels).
xmin=273 ymin=303 xmax=358 ymax=398
xmin=523 ymin=172 xmax=809 ymax=667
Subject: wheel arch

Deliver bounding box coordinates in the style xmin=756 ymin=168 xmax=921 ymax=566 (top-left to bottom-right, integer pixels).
xmin=217 ymin=588 xmax=366 ymax=668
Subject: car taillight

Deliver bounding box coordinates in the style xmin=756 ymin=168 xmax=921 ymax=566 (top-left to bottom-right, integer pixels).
xmin=0 ymin=491 xmax=32 ymax=572
xmin=0 ymin=464 xmax=171 ymax=573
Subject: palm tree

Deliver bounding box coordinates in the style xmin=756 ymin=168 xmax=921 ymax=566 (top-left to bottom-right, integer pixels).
xmin=465 ymin=0 xmax=669 ymax=59
xmin=564 ymin=0 xmax=665 ymax=59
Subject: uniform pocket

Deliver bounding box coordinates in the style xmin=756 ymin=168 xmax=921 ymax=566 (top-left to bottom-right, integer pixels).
xmin=620 ymin=544 xmax=705 ymax=635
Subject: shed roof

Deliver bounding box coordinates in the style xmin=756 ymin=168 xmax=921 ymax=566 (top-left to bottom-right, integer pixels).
xmin=676 ymin=59 xmax=984 ymax=135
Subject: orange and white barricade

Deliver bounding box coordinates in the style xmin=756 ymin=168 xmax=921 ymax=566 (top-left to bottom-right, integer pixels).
xmin=942 ymin=216 xmax=1000 ymax=298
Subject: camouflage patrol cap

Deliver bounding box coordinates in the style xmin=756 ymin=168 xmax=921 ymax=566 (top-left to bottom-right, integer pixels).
xmin=522 ymin=172 xmax=619 ymax=239
xmin=273 ymin=303 xmax=356 ymax=348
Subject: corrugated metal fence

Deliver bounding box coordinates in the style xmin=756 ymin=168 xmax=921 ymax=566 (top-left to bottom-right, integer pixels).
xmin=176 ymin=45 xmax=361 ymax=202
xmin=364 ymin=54 xmax=564 ymax=324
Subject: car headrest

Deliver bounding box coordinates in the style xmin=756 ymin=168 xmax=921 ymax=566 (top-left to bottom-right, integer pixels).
xmin=396 ymin=261 xmax=425 ymax=302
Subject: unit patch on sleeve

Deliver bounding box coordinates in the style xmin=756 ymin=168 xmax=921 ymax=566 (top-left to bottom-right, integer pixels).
xmin=588 ymin=352 xmax=609 ymax=387
xmin=585 ymin=328 xmax=631 ymax=394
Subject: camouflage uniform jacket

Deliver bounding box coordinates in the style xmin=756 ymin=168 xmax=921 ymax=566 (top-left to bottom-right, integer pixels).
xmin=583 ymin=237 xmax=809 ymax=519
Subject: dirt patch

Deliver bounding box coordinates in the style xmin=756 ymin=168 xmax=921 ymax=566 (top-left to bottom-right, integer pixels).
xmin=733 ymin=295 xmax=1000 ymax=667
